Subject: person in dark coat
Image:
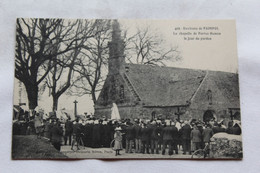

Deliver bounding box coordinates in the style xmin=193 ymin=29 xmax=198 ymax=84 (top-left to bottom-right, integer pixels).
xmin=83 ymin=121 xmax=92 ymax=147
xmin=85 ymin=120 xmax=94 ymax=147
xmin=71 ymin=119 xmax=81 ymax=150
xmin=101 ymin=121 xmax=111 ymax=147
xmin=108 ymin=121 xmax=115 ymax=147
xmin=231 ymin=123 xmax=242 ymax=135
xmin=99 ymin=121 xmax=105 ymax=147
xmin=162 ymin=120 xmax=174 ymax=155
xmin=202 ymin=124 xmax=214 ymax=144
xmin=157 ymin=120 xmax=164 ymax=151
xmin=180 ymin=121 xmax=192 ymax=154
xmin=191 ymin=125 xmax=202 ymax=152
xmin=133 ymin=120 xmax=142 ymax=153
xmin=43 ymin=119 xmax=51 ymax=139
xmin=125 ymin=122 xmax=135 ymax=153
xmin=196 ymin=123 xmax=204 ymax=149
xmin=226 ymin=121 xmax=234 ymax=134
xmin=141 ymin=123 xmax=151 ymax=154
xmin=50 ymin=119 xmax=63 ymax=151
xmin=171 ymin=122 xmax=179 ymax=154
xmin=150 ymin=121 xmax=161 ymax=154
xmin=64 ymin=118 xmax=73 ymax=145
xmin=92 ymin=120 xmax=101 ymax=148
xmin=212 ymin=123 xmax=226 ymax=134
xmin=120 ymin=122 xmax=127 ymax=149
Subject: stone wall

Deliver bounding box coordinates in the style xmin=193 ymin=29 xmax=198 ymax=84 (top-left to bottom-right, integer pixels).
xmin=189 ymin=71 xmax=240 ymax=122
xmin=95 ymin=105 xmax=180 ymax=120
xmin=95 ymin=105 xmax=142 ymax=119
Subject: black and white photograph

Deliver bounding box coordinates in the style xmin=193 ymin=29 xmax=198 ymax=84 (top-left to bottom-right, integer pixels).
xmin=12 ymin=19 xmax=242 ymax=160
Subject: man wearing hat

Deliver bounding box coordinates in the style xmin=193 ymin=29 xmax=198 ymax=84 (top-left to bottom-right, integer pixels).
xmin=43 ymin=119 xmax=52 ymax=140
xmin=171 ymin=121 xmax=179 ymax=154
xmin=180 ymin=121 xmax=192 ymax=155
xmin=162 ymin=120 xmax=174 ymax=155
xmin=141 ymin=123 xmax=151 ymax=154
xmin=50 ymin=118 xmax=63 ymax=151
xmin=133 ymin=119 xmax=142 ymax=153
xmin=150 ymin=120 xmax=161 ymax=154
xmin=202 ymin=124 xmax=214 ymax=145
xmin=85 ymin=120 xmax=94 ymax=147
xmin=191 ymin=125 xmax=202 ymax=152
xmin=125 ymin=122 xmax=135 ymax=153
xmin=64 ymin=118 xmax=73 ymax=145
xmin=71 ymin=119 xmax=81 ymax=150
xmin=92 ymin=120 xmax=101 ymax=148
xmin=101 ymin=121 xmax=111 ymax=147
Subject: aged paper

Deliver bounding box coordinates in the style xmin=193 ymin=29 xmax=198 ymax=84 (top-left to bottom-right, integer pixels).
xmin=12 ymin=19 xmax=242 ymax=159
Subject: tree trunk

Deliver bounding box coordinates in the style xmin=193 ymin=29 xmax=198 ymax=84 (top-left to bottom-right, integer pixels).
xmin=25 ymin=82 xmax=38 ymax=110
xmin=91 ymin=90 xmax=97 ymax=104
xmin=52 ymin=96 xmax=59 ymax=112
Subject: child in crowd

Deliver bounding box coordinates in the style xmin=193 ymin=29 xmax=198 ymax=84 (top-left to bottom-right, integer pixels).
xmin=114 ymin=127 xmax=123 ymax=156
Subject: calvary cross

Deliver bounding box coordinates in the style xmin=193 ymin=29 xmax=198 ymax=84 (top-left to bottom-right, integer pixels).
xmin=74 ymin=100 xmax=78 ymax=117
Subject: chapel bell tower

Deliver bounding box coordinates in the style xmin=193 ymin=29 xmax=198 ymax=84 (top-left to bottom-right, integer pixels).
xmin=108 ymin=20 xmax=125 ymax=75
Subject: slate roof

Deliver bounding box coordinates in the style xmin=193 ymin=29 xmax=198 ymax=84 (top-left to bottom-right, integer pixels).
xmin=207 ymin=70 xmax=240 ymax=108
xmin=125 ymin=64 xmax=206 ymax=107
xmin=124 ymin=63 xmax=239 ymax=107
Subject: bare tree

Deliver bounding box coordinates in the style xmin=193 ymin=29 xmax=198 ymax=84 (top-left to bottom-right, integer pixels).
xmin=68 ymin=21 xmax=181 ymax=105
xmin=44 ymin=42 xmax=80 ymax=112
xmin=44 ymin=52 xmax=77 ymax=112
xmin=42 ymin=20 xmax=102 ymax=112
xmin=123 ymin=26 xmax=182 ymax=66
xmin=15 ymin=18 xmax=94 ymax=110
xmin=68 ymin=20 xmax=112 ymax=104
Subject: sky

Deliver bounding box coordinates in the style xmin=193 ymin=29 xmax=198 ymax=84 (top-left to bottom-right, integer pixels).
xmin=13 ymin=19 xmax=239 ymax=115
xmin=120 ymin=19 xmax=238 ymax=73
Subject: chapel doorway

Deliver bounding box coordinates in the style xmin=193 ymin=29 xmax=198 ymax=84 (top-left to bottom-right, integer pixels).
xmin=203 ymin=110 xmax=215 ymax=122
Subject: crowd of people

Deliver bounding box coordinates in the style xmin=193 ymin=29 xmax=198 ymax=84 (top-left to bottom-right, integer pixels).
xmin=13 ymin=111 xmax=242 ymax=156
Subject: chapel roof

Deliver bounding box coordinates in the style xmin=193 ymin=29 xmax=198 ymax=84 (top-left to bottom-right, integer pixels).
xmin=124 ymin=63 xmax=240 ymax=107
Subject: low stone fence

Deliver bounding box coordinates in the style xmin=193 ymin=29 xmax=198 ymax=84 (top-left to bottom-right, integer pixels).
xmin=209 ymin=133 xmax=243 ymax=159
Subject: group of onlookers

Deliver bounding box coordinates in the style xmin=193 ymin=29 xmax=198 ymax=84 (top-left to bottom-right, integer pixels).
xmin=13 ymin=112 xmax=242 ymax=155
xmin=111 ymin=118 xmax=241 ymax=156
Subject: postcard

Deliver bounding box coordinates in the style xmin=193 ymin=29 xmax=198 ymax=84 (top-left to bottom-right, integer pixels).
xmin=12 ymin=19 xmax=242 ymax=159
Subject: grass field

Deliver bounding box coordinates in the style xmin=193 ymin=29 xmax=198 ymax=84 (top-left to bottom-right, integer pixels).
xmin=12 ymin=135 xmax=67 ymax=159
